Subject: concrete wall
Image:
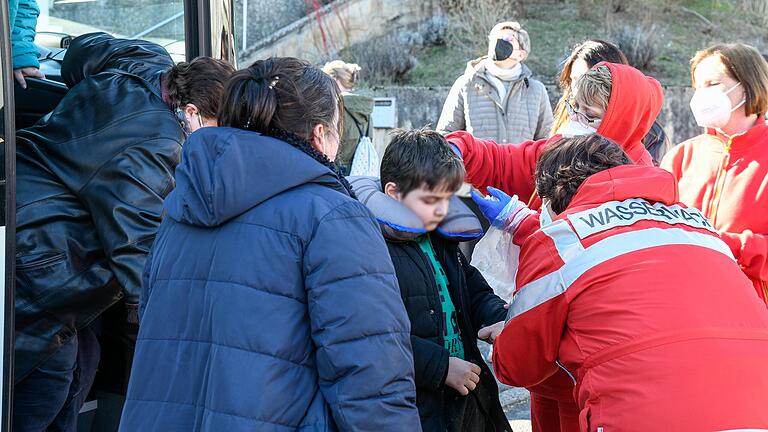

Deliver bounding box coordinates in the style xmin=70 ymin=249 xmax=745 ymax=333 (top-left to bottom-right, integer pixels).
xmin=234 ymin=0 xmax=336 ymax=53
xmin=239 ymin=0 xmax=435 ymax=65
xmin=368 ymin=85 xmax=700 ymax=151
xmin=50 ymin=0 xmax=183 ymax=39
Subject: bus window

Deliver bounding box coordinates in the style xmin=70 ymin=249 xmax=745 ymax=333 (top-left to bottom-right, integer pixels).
xmin=35 ymin=0 xmax=186 ymax=62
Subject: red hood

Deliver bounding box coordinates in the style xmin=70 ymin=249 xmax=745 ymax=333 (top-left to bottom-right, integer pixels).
xmin=594 ymin=62 xmax=662 ymax=166
xmin=564 ymin=165 xmax=679 ymax=213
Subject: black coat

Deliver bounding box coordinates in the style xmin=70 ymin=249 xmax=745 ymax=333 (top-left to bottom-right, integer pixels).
xmin=14 ymin=33 xmax=181 ymax=381
xmin=387 ymin=235 xmax=511 ymax=432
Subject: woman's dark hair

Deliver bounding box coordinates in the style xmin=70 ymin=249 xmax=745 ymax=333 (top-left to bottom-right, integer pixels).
xmin=165 ymin=57 xmax=235 ymax=119
xmin=218 ymin=57 xmax=355 ymax=197
xmin=218 ymin=57 xmax=341 ymax=140
xmin=535 ymin=134 xmax=631 ymax=214
xmin=551 ymin=39 xmax=628 ymax=135
xmin=380 ymin=128 xmax=465 ymax=197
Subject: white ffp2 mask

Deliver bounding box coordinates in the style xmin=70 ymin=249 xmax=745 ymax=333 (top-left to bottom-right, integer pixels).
xmin=689 ymin=82 xmax=745 ymax=129
xmin=558 ymin=120 xmax=598 ymax=138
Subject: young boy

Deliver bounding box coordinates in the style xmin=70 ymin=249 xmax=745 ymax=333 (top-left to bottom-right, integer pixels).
xmin=378 ymin=129 xmax=510 ymax=432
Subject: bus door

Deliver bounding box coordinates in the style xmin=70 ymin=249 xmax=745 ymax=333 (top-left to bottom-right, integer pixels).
xmin=0 ymin=0 xmax=236 ymax=430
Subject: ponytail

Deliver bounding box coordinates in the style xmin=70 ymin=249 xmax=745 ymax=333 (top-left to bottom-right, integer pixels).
xmin=219 ymin=57 xmax=354 ymax=198
xmin=218 ymin=57 xmax=341 ymax=142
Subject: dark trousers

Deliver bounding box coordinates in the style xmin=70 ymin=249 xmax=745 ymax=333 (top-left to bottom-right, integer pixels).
xmin=13 ymin=325 xmax=100 ymax=432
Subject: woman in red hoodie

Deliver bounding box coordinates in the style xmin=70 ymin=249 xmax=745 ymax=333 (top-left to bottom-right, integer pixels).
xmin=448 ymin=62 xmax=660 ymax=213
xmin=481 ymin=134 xmax=768 ymax=432
xmin=661 ymin=43 xmax=768 ymax=304
xmin=448 ymin=62 xmax=663 ymax=432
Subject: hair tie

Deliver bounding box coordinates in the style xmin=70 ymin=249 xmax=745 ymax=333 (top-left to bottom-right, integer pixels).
xmin=269 ymin=76 xmax=280 ymax=89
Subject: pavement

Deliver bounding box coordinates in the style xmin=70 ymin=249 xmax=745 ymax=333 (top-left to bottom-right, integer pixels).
xmin=508 ymin=419 xmax=532 ymax=432
xmin=501 ymin=387 xmax=531 ymax=431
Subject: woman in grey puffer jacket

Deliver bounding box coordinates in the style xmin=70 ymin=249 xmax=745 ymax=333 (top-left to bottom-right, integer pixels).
xmin=437 ymin=21 xmax=553 ymax=144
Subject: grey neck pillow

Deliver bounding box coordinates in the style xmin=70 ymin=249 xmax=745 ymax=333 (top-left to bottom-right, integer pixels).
xmin=348 ymin=176 xmax=483 ymax=241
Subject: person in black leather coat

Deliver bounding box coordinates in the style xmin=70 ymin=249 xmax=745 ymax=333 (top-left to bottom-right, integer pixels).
xmin=12 ymin=32 xmax=234 ymax=430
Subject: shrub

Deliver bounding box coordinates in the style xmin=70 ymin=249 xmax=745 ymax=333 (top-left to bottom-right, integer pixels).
xmin=420 ymin=15 xmax=450 ymax=46
xmin=439 ymin=0 xmax=519 ymax=55
xmin=343 ymin=33 xmax=418 ymax=85
xmin=398 ymin=30 xmax=424 ymax=48
xmin=739 ymin=0 xmax=768 ymax=25
xmin=610 ymin=23 xmax=659 ymax=71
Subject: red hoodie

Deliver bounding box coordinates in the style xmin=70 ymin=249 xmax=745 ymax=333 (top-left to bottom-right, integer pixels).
xmin=447 ymin=62 xmax=661 ymax=210
xmin=662 ymin=120 xmax=768 ymax=304
xmin=494 ymin=165 xmax=768 ymax=431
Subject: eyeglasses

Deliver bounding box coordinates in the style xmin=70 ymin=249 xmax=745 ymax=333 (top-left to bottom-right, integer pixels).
xmin=565 ymin=99 xmax=601 ymax=125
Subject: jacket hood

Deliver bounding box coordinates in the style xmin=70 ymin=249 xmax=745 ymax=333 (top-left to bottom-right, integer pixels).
xmin=342 ymin=93 xmax=374 ymax=116
xmin=594 ymin=62 xmax=662 ymax=165
xmin=348 ymin=176 xmax=482 ymax=242
xmin=565 ymin=165 xmax=679 ymax=213
xmin=465 ymin=56 xmax=533 ymax=81
xmin=165 ymin=127 xmax=348 ymax=227
xmin=62 ymin=32 xmax=173 ymax=89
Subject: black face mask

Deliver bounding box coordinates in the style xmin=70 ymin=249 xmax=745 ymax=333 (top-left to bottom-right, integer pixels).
xmin=493 ymin=39 xmax=515 ymax=61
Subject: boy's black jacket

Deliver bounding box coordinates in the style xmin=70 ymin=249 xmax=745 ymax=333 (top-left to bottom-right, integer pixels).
xmin=386 ymin=235 xmax=511 ymax=432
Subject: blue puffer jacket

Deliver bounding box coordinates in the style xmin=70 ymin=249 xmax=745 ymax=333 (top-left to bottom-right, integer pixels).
xmin=10 ymin=0 xmax=40 ymax=69
xmin=120 ymin=128 xmax=421 ymax=431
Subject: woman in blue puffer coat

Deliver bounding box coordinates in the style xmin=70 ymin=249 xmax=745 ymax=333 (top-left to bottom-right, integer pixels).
xmin=120 ymin=57 xmax=421 ymax=431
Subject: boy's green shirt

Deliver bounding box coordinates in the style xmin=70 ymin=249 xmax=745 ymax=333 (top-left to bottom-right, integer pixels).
xmin=416 ymin=234 xmax=465 ymax=359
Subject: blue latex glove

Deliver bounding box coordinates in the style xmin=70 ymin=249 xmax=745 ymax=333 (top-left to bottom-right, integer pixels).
xmin=471 ymin=187 xmax=511 ymax=226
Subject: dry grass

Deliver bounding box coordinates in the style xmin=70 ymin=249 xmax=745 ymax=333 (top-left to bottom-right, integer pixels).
xmin=439 ymin=0 xmax=521 ymax=55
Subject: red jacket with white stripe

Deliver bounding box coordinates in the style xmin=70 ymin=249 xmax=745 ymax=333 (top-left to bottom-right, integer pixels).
xmin=447 ymin=62 xmax=660 ymax=210
xmin=493 ymin=165 xmax=768 ymax=431
xmin=662 ymin=120 xmax=768 ymax=304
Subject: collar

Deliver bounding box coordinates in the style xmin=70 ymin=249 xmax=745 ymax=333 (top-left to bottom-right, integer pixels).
xmin=706 ymin=119 xmax=768 ymax=153
xmin=483 ymin=59 xmax=523 ymax=81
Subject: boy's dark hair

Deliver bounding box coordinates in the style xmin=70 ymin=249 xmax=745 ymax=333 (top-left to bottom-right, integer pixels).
xmin=535 ymin=134 xmax=631 ymax=214
xmin=380 ymin=128 xmax=465 ymax=196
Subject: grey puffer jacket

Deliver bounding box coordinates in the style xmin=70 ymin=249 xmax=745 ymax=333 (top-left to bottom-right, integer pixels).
xmin=437 ymin=58 xmax=553 ymax=144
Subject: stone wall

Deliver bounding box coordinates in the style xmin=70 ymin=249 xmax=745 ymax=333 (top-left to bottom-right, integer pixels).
xmin=239 ymin=0 xmax=435 ymax=65
xmin=367 ymin=85 xmax=700 ymax=149
xmin=233 ymin=0 xmax=332 ymax=52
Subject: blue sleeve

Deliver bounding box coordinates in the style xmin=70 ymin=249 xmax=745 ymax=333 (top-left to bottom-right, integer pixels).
xmin=10 ymin=0 xmax=40 ymax=69
xmin=304 ymin=201 xmax=422 ymax=431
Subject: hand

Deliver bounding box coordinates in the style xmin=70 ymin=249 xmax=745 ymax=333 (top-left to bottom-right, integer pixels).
xmin=471 ymin=187 xmax=512 ymax=225
xmin=445 ymin=357 xmax=481 ymax=396
xmin=14 ymin=67 xmax=45 ymax=89
xmin=478 ymin=321 xmax=505 ymax=344
xmin=472 ymin=187 xmax=535 ymax=233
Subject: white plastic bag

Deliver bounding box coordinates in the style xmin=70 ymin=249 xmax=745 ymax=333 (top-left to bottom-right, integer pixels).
xmin=471 ymin=225 xmax=520 ymax=302
xmin=349 ymin=136 xmax=380 ymax=177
